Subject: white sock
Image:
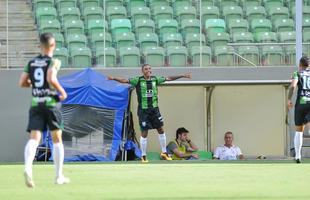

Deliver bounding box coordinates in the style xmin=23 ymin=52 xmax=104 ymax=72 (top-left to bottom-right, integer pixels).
xmin=294 ymin=131 xmax=303 ymax=159
xmin=140 ymin=137 xmax=147 ymax=156
xmin=53 ymin=143 xmax=64 ymax=178
xmin=158 ymin=133 xmax=167 ymax=153
xmin=24 ymin=139 xmax=39 ymax=176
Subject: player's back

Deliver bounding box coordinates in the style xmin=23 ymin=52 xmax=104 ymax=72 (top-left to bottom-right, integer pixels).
xmin=296 ymin=69 xmax=310 ymax=104
xmin=26 ymin=55 xmax=58 ymax=107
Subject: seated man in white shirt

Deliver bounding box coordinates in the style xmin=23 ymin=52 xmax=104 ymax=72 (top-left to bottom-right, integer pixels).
xmin=213 ymin=131 xmax=245 ymax=160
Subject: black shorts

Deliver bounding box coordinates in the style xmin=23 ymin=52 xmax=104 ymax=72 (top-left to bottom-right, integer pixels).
xmin=27 ymin=105 xmax=63 ymax=132
xmin=295 ymin=103 xmax=310 ymax=126
xmin=138 ymin=107 xmax=164 ymax=131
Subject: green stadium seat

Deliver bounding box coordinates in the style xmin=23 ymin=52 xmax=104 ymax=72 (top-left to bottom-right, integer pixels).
xmin=174 ymin=6 xmax=197 ymax=23
xmin=106 ymin=6 xmax=127 ymax=21
xmin=284 ymin=45 xmax=308 ymax=66
xmin=245 ymin=6 xmax=266 ymax=22
xmin=134 ymin=19 xmax=156 ymax=35
xmin=130 ymin=6 xmax=151 ymax=24
xmin=56 ymin=0 xmax=77 ymax=10
xmin=261 ymin=45 xmax=284 ymax=66
xmin=53 ymin=47 xmax=69 ymax=68
xmin=33 ymin=0 xmax=54 ymax=10
xmin=263 ymin=0 xmax=283 ymax=7
xmin=200 ymin=6 xmax=220 ymax=23
xmin=157 ymin=19 xmax=178 ymax=37
xmin=66 ymin=34 xmax=87 ymax=52
xmin=70 ymin=46 xmax=92 ymax=68
xmin=166 ymin=46 xmax=188 ymax=67
xmin=119 ymin=46 xmax=141 ymax=67
xmin=63 ymin=19 xmax=85 ymax=37
xmin=113 ymin=32 xmax=136 ymax=49
xmin=142 ymin=46 xmax=165 ymax=67
xmin=149 ymin=0 xmax=170 ymax=9
xmin=207 ymin=31 xmax=230 ymax=49
xmin=227 ymin=19 xmax=249 ymax=34
xmin=222 ymin=6 xmax=243 ymax=22
xmin=79 ymin=0 xmax=100 ymax=11
xmin=87 ymin=19 xmax=108 ymax=39
xmin=237 ymin=46 xmax=260 ymax=66
xmin=83 ymin=6 xmax=103 ymax=26
xmin=303 ymin=18 xmax=310 ymax=33
xmin=254 ymin=31 xmax=277 ymax=43
xmin=190 ymin=46 xmax=212 ymax=67
xmin=39 ymin=19 xmax=61 ymax=34
xmin=111 ymin=19 xmax=132 ymax=36
xmin=125 ymin=0 xmax=146 ymax=10
xmin=217 ymin=0 xmax=239 ymax=8
xmin=172 ymin=0 xmax=192 ymax=10
xmin=35 ymin=7 xmax=57 ymax=24
xmin=204 ymin=19 xmax=226 ymax=35
xmin=273 ymin=18 xmax=294 ymax=32
xmin=181 ymin=19 xmax=200 ymax=36
xmin=101 ymin=0 xmax=124 ymax=7
xmin=95 ymin=47 xmax=117 ymax=67
xmin=90 ymin=32 xmax=112 ymax=50
xmin=185 ymin=33 xmax=206 ymax=48
xmin=304 ymin=32 xmax=310 ymax=42
xmin=232 ymin=32 xmax=254 ymax=43
xmin=214 ymin=45 xmax=235 ymax=66
xmin=152 ymin=5 xmax=174 ymax=24
xmin=240 ymin=0 xmax=262 ymax=7
xmin=250 ymin=18 xmax=272 ymax=33
xmin=53 ymin=33 xmax=65 ymax=48
xmin=267 ymin=6 xmax=289 ymax=22
xmin=199 ymin=0 xmax=215 ymax=7
xmin=59 ymin=7 xmax=81 ymax=24
xmin=138 ymin=33 xmax=159 ymax=50
xmin=291 ymin=6 xmax=310 ymax=20
xmin=161 ymin=33 xmax=183 ymax=48
xmin=278 ymin=31 xmax=295 ymax=43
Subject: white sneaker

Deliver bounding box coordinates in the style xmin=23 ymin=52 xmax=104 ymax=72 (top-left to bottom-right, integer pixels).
xmin=55 ymin=176 xmax=70 ymax=185
xmin=24 ymin=171 xmax=35 ymax=188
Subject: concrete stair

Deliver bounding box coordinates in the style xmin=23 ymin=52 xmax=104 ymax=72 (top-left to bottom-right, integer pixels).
xmin=0 ymin=0 xmax=39 ymax=68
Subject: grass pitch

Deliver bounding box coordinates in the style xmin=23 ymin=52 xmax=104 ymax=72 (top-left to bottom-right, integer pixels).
xmin=0 ymin=161 xmax=309 ymax=200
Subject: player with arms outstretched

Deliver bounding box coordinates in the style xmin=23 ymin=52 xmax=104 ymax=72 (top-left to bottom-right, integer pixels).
xmin=109 ymin=64 xmax=191 ymax=162
xmin=19 ymin=33 xmax=69 ymax=187
xmin=288 ymin=56 xmax=310 ymax=163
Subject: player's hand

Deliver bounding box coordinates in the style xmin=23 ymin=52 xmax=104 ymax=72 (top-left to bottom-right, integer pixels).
xmin=191 ymin=154 xmax=199 ymax=159
xmin=287 ymin=100 xmax=293 ymax=109
xmin=183 ymin=73 xmax=191 ymax=79
xmin=107 ymin=76 xmax=114 ymax=80
xmin=59 ymin=92 xmax=67 ymax=101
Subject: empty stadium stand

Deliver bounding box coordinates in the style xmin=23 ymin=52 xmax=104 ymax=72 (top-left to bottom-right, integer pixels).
xmin=1 ymin=0 xmax=310 ymax=68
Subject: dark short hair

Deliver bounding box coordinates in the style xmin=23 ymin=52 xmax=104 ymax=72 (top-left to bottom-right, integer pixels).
xmin=224 ymin=131 xmax=233 ymax=137
xmin=176 ymin=127 xmax=189 ymax=139
xmin=40 ymin=32 xmax=54 ymax=47
xmin=300 ymin=56 xmax=309 ymax=67
xmin=141 ymin=63 xmax=151 ymax=69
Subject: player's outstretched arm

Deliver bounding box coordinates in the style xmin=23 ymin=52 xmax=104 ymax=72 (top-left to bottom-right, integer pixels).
xmin=19 ymin=72 xmax=31 ymax=88
xmin=47 ymin=67 xmax=67 ymax=101
xmin=166 ymin=73 xmax=191 ymax=81
xmin=108 ymin=76 xmax=129 ymax=84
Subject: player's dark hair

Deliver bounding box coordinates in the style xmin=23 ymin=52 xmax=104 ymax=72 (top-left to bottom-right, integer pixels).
xmin=176 ymin=127 xmax=189 ymax=139
xmin=40 ymin=33 xmax=54 ymax=47
xmin=300 ymin=56 xmax=309 ymax=68
xmin=141 ymin=63 xmax=151 ymax=69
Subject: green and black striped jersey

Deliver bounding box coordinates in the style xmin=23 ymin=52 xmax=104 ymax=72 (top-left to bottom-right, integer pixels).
xmin=293 ymin=69 xmax=310 ymax=104
xmin=24 ymin=55 xmax=58 ymax=107
xmin=129 ymin=76 xmax=166 ymax=109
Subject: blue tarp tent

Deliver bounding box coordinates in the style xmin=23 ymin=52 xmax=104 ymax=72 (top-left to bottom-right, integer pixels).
xmin=58 ymin=68 xmax=130 ymax=161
